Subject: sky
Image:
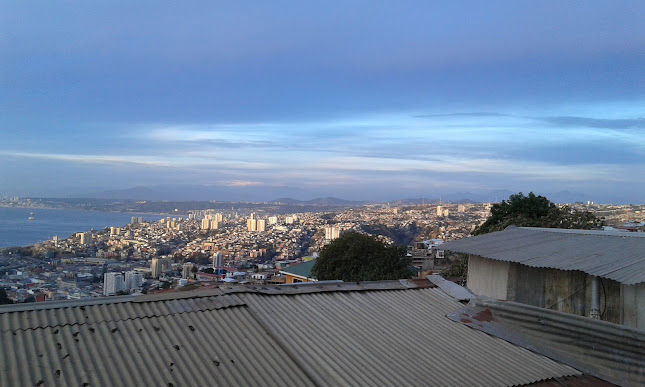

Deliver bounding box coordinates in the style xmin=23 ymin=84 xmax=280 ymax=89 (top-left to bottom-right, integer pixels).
xmin=1 ymin=1 xmax=644 ymax=203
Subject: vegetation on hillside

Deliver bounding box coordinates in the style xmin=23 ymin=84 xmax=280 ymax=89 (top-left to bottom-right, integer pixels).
xmin=311 ymin=232 xmax=413 ymax=282
xmin=473 ymin=192 xmax=603 ymax=235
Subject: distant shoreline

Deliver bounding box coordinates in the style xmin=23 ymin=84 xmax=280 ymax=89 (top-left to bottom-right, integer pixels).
xmin=0 ymin=204 xmax=177 ymax=217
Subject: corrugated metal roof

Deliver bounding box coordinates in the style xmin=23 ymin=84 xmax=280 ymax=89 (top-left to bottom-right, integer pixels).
xmin=0 ymin=281 xmax=592 ymax=386
xmin=448 ymin=296 xmax=645 ymax=386
xmin=241 ymin=288 xmax=580 ymax=387
xmin=279 ymin=259 xmax=316 ymax=278
xmin=0 ymin=294 xmax=245 ymax=332
xmin=440 ymin=227 xmax=645 ymax=285
xmin=0 ymin=305 xmax=314 ymax=387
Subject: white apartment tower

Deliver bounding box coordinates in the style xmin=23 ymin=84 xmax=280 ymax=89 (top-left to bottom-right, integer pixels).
xmin=182 ymin=263 xmax=194 ymax=279
xmin=104 ymin=272 xmax=125 ymax=296
xmin=125 ymin=271 xmax=143 ymax=291
xmin=213 ymin=252 xmax=224 ymax=268
xmin=257 ymin=219 xmax=266 ymax=232
xmin=325 ymin=226 xmax=340 ymax=241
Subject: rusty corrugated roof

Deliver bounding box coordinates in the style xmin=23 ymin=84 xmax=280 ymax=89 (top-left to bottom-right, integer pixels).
xmin=440 ymin=227 xmax=645 ymax=285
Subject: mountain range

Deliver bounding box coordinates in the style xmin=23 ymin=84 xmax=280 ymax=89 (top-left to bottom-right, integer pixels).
xmin=75 ymin=185 xmax=622 ymax=205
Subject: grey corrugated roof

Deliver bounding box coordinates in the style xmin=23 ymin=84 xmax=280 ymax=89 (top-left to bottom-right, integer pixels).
xmin=0 ymin=294 xmax=244 ymax=332
xmin=449 ymin=296 xmax=645 ymax=386
xmin=440 ymin=227 xmax=645 ymax=285
xmin=0 ymin=294 xmax=312 ymax=387
xmin=0 ymin=281 xmax=583 ymax=386
xmin=240 ymin=288 xmax=579 ymax=387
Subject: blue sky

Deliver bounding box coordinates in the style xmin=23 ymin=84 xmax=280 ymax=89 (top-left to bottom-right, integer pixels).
xmin=1 ymin=1 xmax=644 ymax=203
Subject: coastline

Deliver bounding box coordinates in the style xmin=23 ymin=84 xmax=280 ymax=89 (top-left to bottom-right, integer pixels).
xmin=0 ymin=207 xmax=169 ymax=249
xmin=0 ymin=204 xmax=178 ymax=217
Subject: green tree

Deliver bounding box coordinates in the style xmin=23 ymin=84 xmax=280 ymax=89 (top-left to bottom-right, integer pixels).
xmin=0 ymin=287 xmax=13 ymax=305
xmin=473 ymin=192 xmax=603 ymax=235
xmin=311 ymin=232 xmax=413 ymax=282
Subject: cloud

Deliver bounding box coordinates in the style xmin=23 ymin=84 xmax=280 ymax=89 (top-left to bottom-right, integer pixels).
xmin=221 ymin=180 xmax=266 ymax=187
xmin=538 ymin=116 xmax=645 ymax=130
xmin=0 ymin=151 xmax=276 ymax=171
xmin=0 ymin=152 xmax=171 ymax=167
xmin=414 ymin=112 xmax=511 ymax=118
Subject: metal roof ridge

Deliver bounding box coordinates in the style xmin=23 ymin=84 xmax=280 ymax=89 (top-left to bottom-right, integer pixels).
xmin=0 ymin=280 xmax=435 ymax=314
xmin=218 ymin=280 xmax=427 ymax=295
xmin=518 ymin=227 xmax=645 ymax=237
xmin=0 ymin=294 xmax=139 ymax=313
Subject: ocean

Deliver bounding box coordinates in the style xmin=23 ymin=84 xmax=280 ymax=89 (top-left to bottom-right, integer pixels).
xmin=0 ymin=207 xmax=165 ymax=248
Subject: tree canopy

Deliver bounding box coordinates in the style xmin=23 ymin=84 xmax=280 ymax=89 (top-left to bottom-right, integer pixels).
xmin=473 ymin=192 xmax=603 ymax=235
xmin=311 ymin=232 xmax=413 ymax=282
xmin=0 ymin=287 xmax=14 ymax=305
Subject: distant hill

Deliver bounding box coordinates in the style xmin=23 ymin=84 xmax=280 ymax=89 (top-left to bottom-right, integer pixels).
xmin=269 ymin=197 xmax=366 ymax=206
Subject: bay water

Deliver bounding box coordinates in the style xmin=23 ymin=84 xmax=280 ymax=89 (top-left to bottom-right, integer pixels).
xmin=0 ymin=207 xmax=166 ymax=248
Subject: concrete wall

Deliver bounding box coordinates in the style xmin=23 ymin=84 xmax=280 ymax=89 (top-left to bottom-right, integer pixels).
xmin=467 ymin=255 xmax=510 ymax=300
xmin=544 ymin=269 xmax=586 ymax=316
xmin=467 ymin=256 xmax=629 ymax=326
xmin=621 ymin=282 xmax=645 ymax=330
xmin=507 ymin=263 xmax=546 ymax=307
xmin=583 ymin=276 xmax=621 ymax=324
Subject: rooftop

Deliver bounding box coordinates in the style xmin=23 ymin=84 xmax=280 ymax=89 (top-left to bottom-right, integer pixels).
xmin=1 ymin=278 xmax=638 ymax=386
xmin=279 ymin=259 xmax=316 ymax=279
xmin=440 ymin=226 xmax=645 ymax=285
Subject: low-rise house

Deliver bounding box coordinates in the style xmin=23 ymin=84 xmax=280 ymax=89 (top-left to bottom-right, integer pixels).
xmin=279 ymin=260 xmax=317 ymax=283
xmin=441 ymin=226 xmax=645 ymax=329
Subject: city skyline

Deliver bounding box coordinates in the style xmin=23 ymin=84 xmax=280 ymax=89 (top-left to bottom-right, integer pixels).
xmin=2 ymin=2 xmax=644 ymax=203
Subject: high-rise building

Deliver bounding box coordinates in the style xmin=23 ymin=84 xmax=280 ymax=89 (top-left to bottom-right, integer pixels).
xmin=104 ymin=272 xmax=125 ymax=296
xmin=125 ymin=271 xmax=143 ymax=290
xmin=268 ymin=216 xmax=278 ymax=225
xmin=247 ymin=218 xmax=257 ymax=232
xmin=151 ymin=257 xmax=172 ymax=278
xmin=212 ymin=252 xmax=223 ymax=268
xmin=325 ymin=226 xmax=340 ymax=241
xmin=257 ymin=219 xmax=266 ymax=232
xmin=79 ymin=232 xmax=92 ymax=246
xmin=182 ymin=263 xmax=194 ymax=279
xmin=436 ymin=206 xmax=443 ymax=216
xmin=151 ymin=258 xmax=161 ymax=278
xmin=458 ymin=204 xmax=466 ymax=213
xmin=201 ymin=218 xmax=211 ymax=230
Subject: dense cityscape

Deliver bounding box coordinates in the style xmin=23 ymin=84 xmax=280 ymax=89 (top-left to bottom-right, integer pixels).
xmin=1 ymin=197 xmax=643 ymax=303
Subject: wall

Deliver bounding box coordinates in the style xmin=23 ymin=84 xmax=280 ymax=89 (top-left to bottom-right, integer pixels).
xmin=285 ymin=274 xmax=312 ymax=284
xmin=467 ymin=255 xmax=510 ymax=300
xmin=468 ymin=256 xmax=628 ymax=326
xmin=621 ymin=282 xmax=645 ymax=329
xmin=544 ymin=269 xmax=586 ymax=316
xmin=583 ymin=276 xmax=621 ymax=324
xmin=507 ymin=263 xmax=546 ymax=307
